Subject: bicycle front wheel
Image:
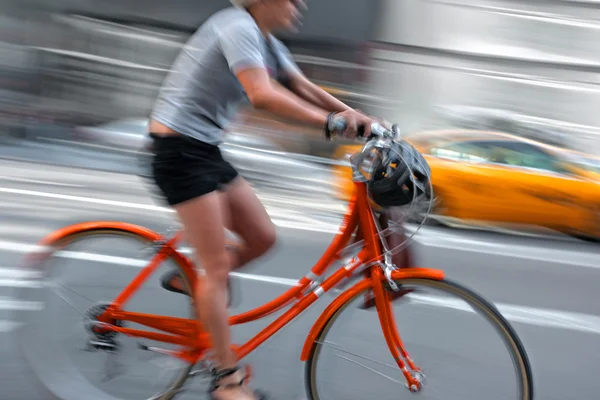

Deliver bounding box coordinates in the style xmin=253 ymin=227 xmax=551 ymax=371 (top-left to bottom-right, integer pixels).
xmin=305 ymin=278 xmax=533 ymax=400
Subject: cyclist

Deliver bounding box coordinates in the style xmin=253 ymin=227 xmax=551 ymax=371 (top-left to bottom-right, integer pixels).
xmin=147 ymin=0 xmax=379 ymax=399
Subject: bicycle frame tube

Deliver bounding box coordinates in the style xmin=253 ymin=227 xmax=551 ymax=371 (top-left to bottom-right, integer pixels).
xmin=231 ymin=181 xmax=385 ymax=360
xmin=93 ymin=188 xmax=361 ymax=337
xmin=85 ymin=182 xmax=383 ymax=356
xmin=105 ymin=184 xmax=363 ymax=320
xmin=110 ymin=230 xmax=187 ymax=308
xmin=43 ymin=181 xmax=432 ymax=366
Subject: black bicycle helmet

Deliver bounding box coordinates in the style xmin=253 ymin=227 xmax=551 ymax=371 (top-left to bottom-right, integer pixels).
xmin=367 ymin=140 xmax=431 ymax=208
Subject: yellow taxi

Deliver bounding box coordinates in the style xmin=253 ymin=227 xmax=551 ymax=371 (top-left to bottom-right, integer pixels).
xmin=331 ymin=129 xmax=600 ymax=240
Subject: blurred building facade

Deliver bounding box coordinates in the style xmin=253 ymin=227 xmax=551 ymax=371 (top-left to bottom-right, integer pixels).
xmin=1 ymin=0 xmax=599 ymax=155
xmin=368 ymin=0 xmax=600 ymax=155
xmin=0 ymin=0 xmax=378 ymax=133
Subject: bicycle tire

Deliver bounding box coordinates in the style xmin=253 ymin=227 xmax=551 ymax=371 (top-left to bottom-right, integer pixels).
xmin=304 ymin=277 xmax=533 ymax=400
xmin=15 ymin=227 xmax=197 ymax=400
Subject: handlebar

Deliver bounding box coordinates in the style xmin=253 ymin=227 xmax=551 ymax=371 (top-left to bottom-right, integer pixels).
xmin=326 ymin=116 xmax=399 ymax=142
xmin=326 ymin=115 xmax=404 ymax=182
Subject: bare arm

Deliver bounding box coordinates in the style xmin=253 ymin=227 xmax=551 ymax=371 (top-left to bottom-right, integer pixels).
xmin=288 ymin=73 xmax=353 ymax=113
xmin=219 ymin=23 xmax=351 ymax=129
xmin=237 ymin=68 xmax=331 ymax=127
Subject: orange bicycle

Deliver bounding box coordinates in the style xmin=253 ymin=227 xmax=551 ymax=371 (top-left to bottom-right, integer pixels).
xmin=16 ymin=123 xmax=533 ymax=400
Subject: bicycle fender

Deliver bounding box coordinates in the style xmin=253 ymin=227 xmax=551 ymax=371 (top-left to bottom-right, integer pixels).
xmin=22 ymin=221 xmax=193 ymax=275
xmin=300 ymin=279 xmax=372 ymax=361
xmin=300 ymin=268 xmax=445 ymax=361
xmin=37 ymin=220 xmax=164 ymax=245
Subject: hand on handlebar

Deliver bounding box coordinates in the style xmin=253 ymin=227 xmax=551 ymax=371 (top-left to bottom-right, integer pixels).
xmin=325 ymin=110 xmax=395 ymax=141
xmin=328 ymin=109 xmax=375 ymax=139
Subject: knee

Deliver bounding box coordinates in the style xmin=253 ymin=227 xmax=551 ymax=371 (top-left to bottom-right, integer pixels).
xmin=255 ymin=223 xmax=277 ymax=256
xmin=198 ymin=255 xmax=230 ymax=288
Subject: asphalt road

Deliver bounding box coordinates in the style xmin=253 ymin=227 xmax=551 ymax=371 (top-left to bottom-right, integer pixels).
xmin=0 ymin=158 xmax=599 ymax=400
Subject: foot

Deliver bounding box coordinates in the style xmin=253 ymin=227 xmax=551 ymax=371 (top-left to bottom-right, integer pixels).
xmin=160 ymin=269 xmax=189 ymax=295
xmin=160 ymin=270 xmax=234 ymax=306
xmin=209 ymin=366 xmax=267 ymax=400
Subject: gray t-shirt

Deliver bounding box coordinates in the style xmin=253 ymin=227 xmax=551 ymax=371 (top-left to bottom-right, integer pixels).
xmin=150 ymin=7 xmax=302 ymax=145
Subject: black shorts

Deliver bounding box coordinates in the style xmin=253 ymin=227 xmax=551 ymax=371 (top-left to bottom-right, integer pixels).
xmin=149 ymin=133 xmax=239 ymax=206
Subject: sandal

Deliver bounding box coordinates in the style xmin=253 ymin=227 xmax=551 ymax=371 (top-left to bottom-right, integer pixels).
xmin=160 ymin=269 xmax=189 ymax=296
xmin=160 ymin=269 xmax=236 ymax=307
xmin=208 ymin=366 xmax=268 ymax=400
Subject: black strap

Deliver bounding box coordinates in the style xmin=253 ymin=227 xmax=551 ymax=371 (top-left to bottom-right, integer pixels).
xmin=209 ymin=366 xmax=247 ymax=392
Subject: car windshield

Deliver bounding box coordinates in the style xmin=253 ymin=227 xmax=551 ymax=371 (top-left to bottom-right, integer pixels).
xmin=430 ymin=139 xmax=572 ymax=173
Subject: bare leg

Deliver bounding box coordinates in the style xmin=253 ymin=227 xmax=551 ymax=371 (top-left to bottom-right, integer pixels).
xmin=172 ymin=177 xmax=275 ymax=400
xmin=225 ymin=177 xmax=276 ymax=266
xmin=173 ymin=191 xmax=253 ymax=400
xmin=167 ymin=178 xmax=276 ymax=291
xmin=173 ymin=191 xmax=235 ymax=364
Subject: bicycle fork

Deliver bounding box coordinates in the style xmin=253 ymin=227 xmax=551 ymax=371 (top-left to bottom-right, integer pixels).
xmin=370 ymin=266 xmax=425 ymax=393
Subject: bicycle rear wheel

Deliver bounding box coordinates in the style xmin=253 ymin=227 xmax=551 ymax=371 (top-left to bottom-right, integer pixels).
xmin=15 ymin=227 xmax=200 ymax=400
xmin=305 ymin=277 xmax=533 ymax=399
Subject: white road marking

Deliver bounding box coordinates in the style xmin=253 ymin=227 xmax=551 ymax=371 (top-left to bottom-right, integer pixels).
xmin=2 ymin=184 xmax=597 ymax=258
xmin=0 ymin=186 xmax=343 ymax=234
xmin=0 ymin=248 xmax=598 ymax=335
xmin=0 ymin=240 xmax=44 ymax=253
xmin=55 ymin=250 xmax=148 ymax=267
xmin=0 ymin=187 xmax=172 ymax=213
xmin=0 ymin=321 xmax=21 ymax=333
xmin=0 ymin=175 xmax=85 ymax=187
xmin=0 ymin=268 xmax=42 ymax=279
xmin=0 ymin=185 xmax=598 ymax=334
xmin=0 ymin=297 xmax=43 ymax=310
xmin=408 ymin=293 xmax=600 ymax=335
xmin=410 ymin=227 xmax=600 ymax=269
xmin=0 ymin=279 xmax=43 ymax=288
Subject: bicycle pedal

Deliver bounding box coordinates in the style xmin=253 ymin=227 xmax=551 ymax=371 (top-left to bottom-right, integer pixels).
xmin=138 ymin=342 xmax=183 ymax=358
xmin=189 ymin=367 xmax=211 ymax=379
xmin=82 ymin=338 xmax=120 ymax=352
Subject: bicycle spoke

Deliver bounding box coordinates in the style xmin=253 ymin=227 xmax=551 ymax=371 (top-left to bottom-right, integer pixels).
xmin=316 ymin=340 xmax=399 ymax=371
xmin=307 ymin=278 xmax=531 ymax=399
xmin=50 ymin=286 xmax=88 ymax=317
xmin=55 ymin=281 xmax=98 ymax=304
xmin=17 ymin=229 xmax=198 ymax=400
xmin=334 ymin=354 xmax=407 ymax=388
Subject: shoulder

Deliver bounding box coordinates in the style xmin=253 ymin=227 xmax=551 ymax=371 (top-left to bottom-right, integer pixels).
xmin=208 ymin=7 xmax=261 ymax=37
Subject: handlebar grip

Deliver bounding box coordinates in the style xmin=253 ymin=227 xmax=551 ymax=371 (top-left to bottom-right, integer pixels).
xmin=332 ymin=118 xmax=368 ymax=137
xmin=370 ymin=123 xmax=388 ymax=138
xmin=326 ymin=117 xmax=396 ymax=141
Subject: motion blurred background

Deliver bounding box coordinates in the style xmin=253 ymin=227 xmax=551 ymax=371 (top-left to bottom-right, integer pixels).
xmin=3 ymin=0 xmax=600 ymax=152
xmin=2 ymin=0 xmax=600 ymax=237
xmin=1 ymin=1 xmax=600 ymax=399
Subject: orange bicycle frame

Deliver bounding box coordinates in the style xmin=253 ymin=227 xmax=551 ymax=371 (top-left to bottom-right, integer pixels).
xmin=35 ymin=180 xmax=444 ymax=377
